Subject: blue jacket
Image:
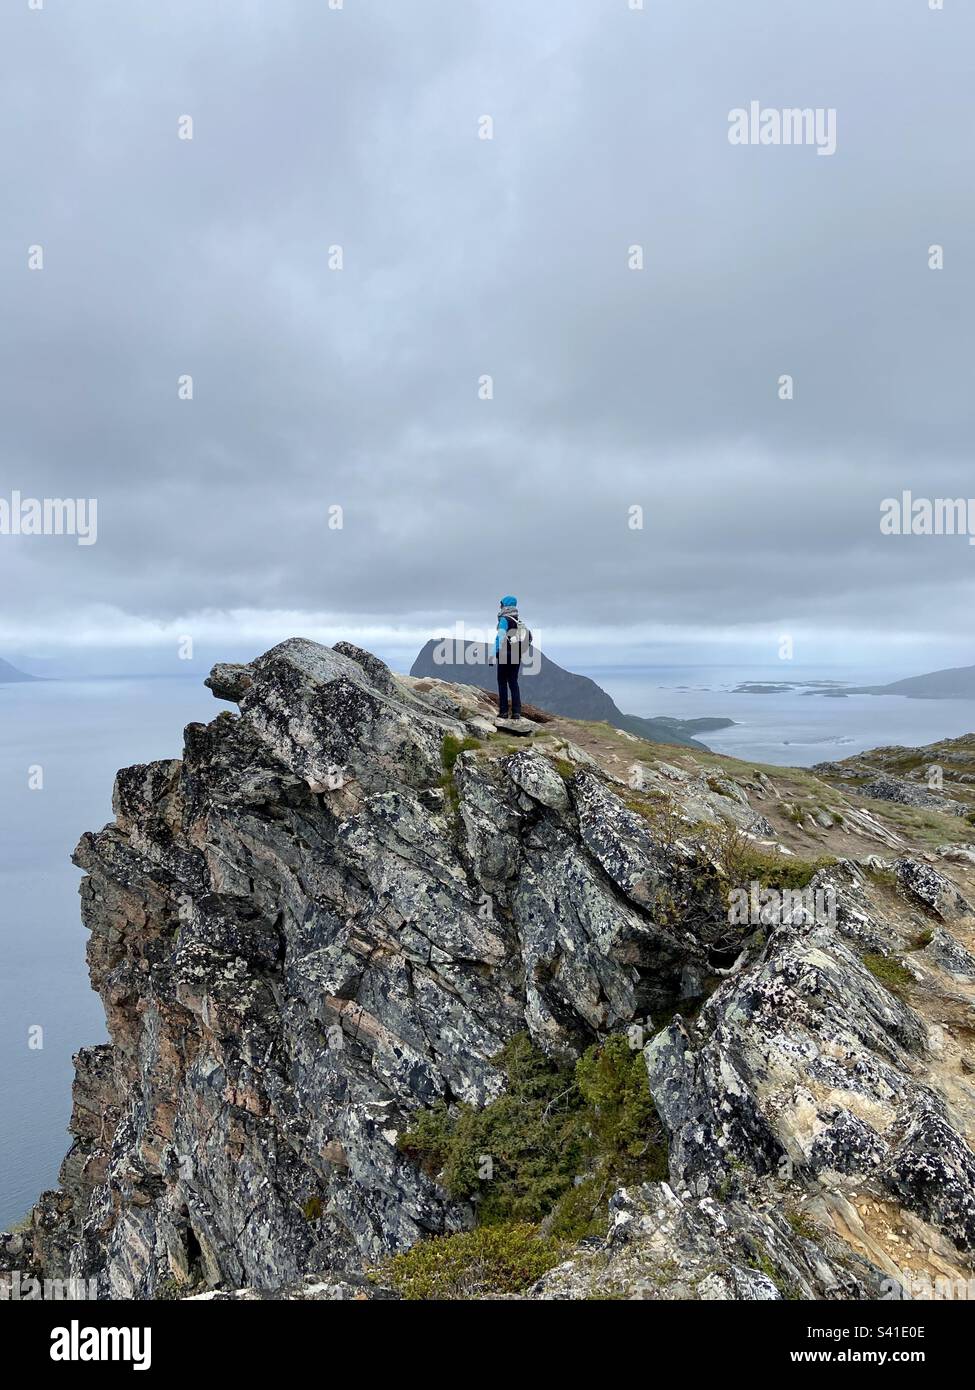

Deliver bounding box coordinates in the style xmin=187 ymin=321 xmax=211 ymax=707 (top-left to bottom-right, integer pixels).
xmin=495 ymin=596 xmax=519 ymax=657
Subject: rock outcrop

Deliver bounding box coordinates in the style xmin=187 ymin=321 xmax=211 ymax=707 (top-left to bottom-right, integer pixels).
xmin=3 ymin=639 xmax=975 ymax=1301
xmin=814 ymin=736 xmax=975 ymax=823
xmin=860 ymin=775 xmax=967 ymax=818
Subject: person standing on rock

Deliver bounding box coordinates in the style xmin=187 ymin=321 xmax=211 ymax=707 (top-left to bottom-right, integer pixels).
xmin=493 ymin=595 xmax=531 ymax=728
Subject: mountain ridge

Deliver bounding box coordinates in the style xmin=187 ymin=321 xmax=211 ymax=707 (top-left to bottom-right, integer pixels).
xmin=0 ymin=657 xmax=39 ymax=683
xmin=846 ymin=663 xmax=975 ymax=700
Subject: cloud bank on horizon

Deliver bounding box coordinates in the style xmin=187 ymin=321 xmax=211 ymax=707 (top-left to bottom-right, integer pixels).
xmin=2 ymin=0 xmax=973 ymax=671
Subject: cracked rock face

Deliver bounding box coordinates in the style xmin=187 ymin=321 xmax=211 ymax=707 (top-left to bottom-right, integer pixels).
xmin=894 ymin=857 xmax=974 ymax=923
xmin=4 ymin=640 xmax=723 ymax=1297
xmin=859 ymin=775 xmax=967 ymax=818
xmin=531 ymin=1184 xmax=881 ymax=1300
xmin=5 ymin=638 xmax=975 ymax=1301
xmin=644 ymin=864 xmax=975 ymax=1255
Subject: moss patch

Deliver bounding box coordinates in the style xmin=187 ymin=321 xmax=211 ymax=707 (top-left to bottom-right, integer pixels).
xmin=862 ymin=952 xmax=913 ymax=999
xmin=441 ymin=734 xmax=482 ymax=772
xmin=746 ymin=1244 xmax=799 ymax=1299
xmin=439 ymin=734 xmax=481 ymax=811
xmin=786 ymin=1205 xmax=819 ymax=1241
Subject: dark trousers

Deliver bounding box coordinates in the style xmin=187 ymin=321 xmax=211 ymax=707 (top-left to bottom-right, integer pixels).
xmin=497 ymin=661 xmax=521 ymax=716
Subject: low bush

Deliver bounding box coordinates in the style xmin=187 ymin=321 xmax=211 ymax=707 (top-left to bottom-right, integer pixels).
xmin=377 ymin=1222 xmax=566 ymax=1300
xmin=398 ymin=1032 xmax=668 ymax=1241
xmin=704 ymin=824 xmax=835 ymax=893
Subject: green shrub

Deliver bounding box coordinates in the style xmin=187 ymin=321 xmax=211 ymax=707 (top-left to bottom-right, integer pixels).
xmin=377 ymin=1222 xmax=567 ymax=1300
xmin=704 ymin=824 xmax=835 ymax=893
xmin=393 ymin=1104 xmax=456 ymax=1181
xmin=625 ymin=794 xmax=686 ymax=850
xmin=552 ymin=1035 xmax=668 ymax=1237
xmin=398 ymin=1033 xmax=585 ymax=1226
xmin=575 ymin=1035 xmax=667 ymax=1179
xmin=397 ymin=1032 xmax=668 ymax=1241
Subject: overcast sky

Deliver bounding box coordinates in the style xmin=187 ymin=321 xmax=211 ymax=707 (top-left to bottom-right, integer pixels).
xmin=2 ymin=0 xmax=973 ymax=677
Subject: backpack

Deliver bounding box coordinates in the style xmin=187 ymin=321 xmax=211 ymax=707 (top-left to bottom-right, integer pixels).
xmin=501 ymin=618 xmax=532 ymax=657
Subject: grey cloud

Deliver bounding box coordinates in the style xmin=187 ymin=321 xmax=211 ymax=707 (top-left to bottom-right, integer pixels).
xmin=2 ymin=0 xmax=973 ymax=652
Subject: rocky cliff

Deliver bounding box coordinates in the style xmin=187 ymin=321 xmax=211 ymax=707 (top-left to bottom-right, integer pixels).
xmin=4 ymin=639 xmax=975 ymax=1300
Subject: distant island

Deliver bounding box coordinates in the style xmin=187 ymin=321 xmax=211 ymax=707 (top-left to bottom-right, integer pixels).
xmin=0 ymin=658 xmax=39 ymax=683
xmin=728 ymin=665 xmax=975 ymax=702
xmin=732 ymin=680 xmax=847 ymax=696
xmin=409 ymin=640 xmax=734 ymax=748
xmin=844 ymin=663 xmax=975 ymax=700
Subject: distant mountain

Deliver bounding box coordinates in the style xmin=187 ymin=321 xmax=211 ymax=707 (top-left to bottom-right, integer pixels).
xmin=409 ymin=640 xmax=733 ymax=748
xmin=0 ymin=658 xmax=39 ymax=683
xmin=847 ymin=664 xmax=975 ymax=700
